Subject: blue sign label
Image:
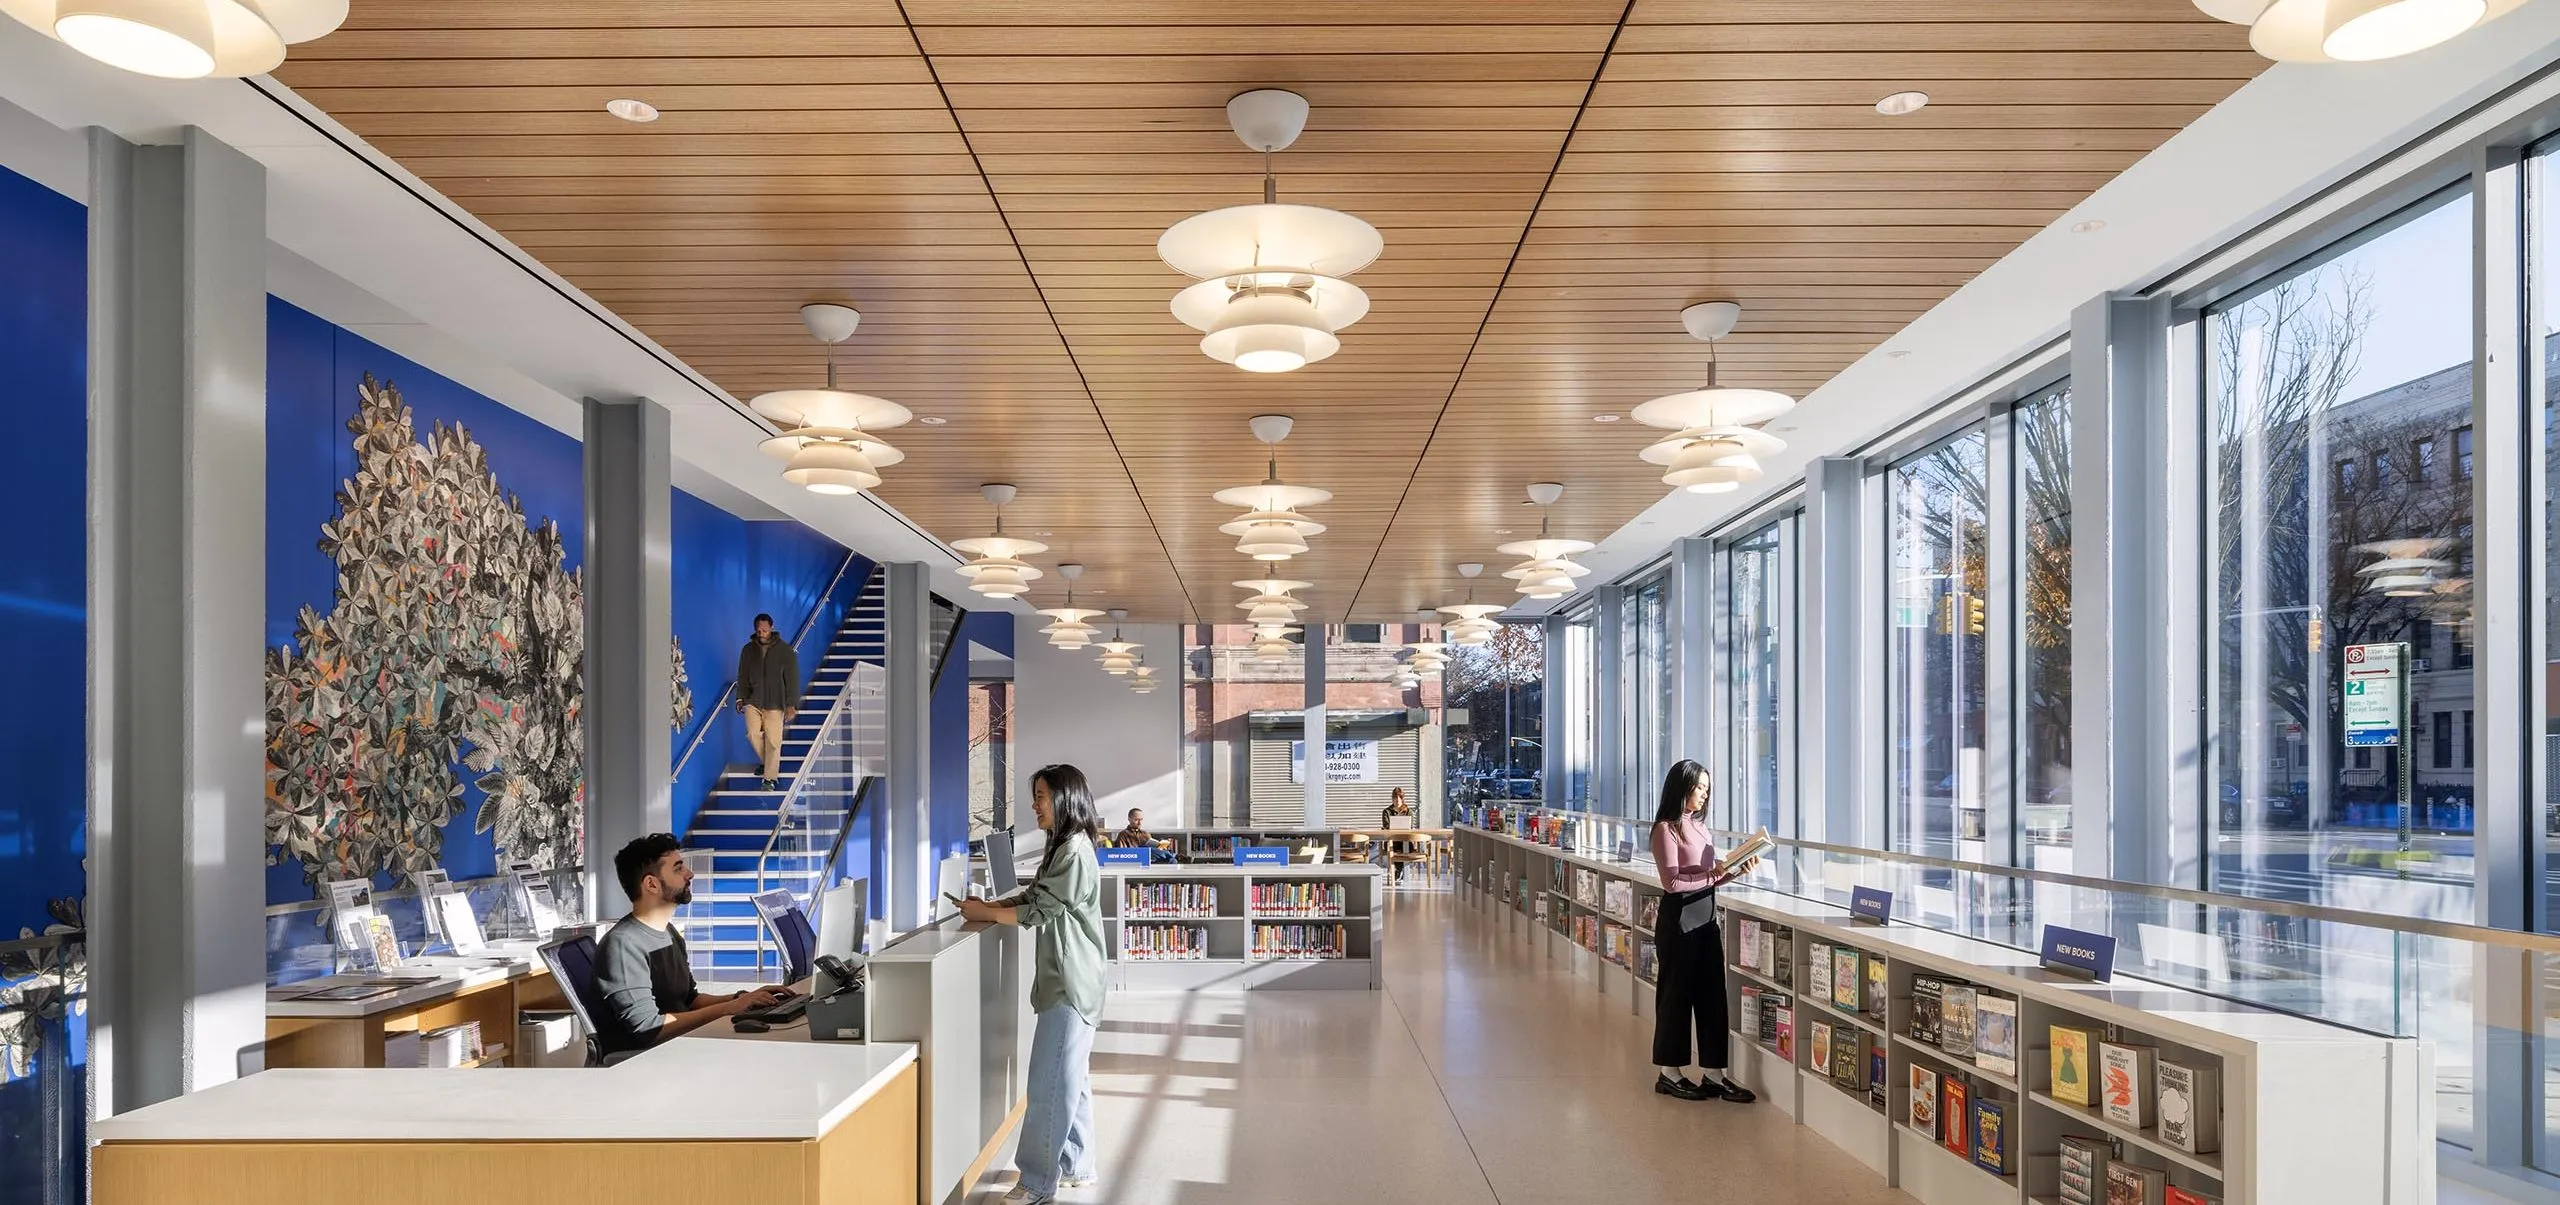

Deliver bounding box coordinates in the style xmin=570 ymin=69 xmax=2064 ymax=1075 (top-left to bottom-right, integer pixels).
xmin=1098 ymin=847 xmax=1152 ymax=867
xmin=2039 ymin=925 xmax=2117 ymax=981
xmin=1234 ymin=846 xmax=1289 ymax=866
xmin=1849 ymin=886 xmax=1893 ymax=925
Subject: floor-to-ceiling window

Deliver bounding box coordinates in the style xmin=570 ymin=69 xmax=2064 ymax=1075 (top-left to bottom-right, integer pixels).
xmin=1728 ymin=518 xmax=1790 ymax=834
xmin=2017 ymin=385 xmax=2075 ymax=863
xmin=1560 ymin=609 xmax=1597 ymax=807
xmin=1888 ymin=428 xmax=1990 ymax=858
xmin=1182 ymin=624 xmax=1304 ymax=828
xmin=1311 ymin=624 xmax=1428 ymax=827
xmin=1445 ymin=622 xmax=1545 ymax=813
xmin=1621 ymin=572 xmax=1669 ymax=816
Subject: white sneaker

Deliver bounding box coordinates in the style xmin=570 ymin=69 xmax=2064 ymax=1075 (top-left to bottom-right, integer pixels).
xmin=998 ymin=1186 xmax=1050 ymax=1205
xmin=1062 ymin=1173 xmax=1098 ymax=1189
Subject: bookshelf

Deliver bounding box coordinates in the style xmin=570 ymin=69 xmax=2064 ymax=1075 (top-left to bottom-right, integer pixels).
xmin=1098 ymin=863 xmax=1383 ymax=990
xmin=1160 ymin=828 xmax=1345 ymax=865
xmin=1454 ymin=823 xmax=2425 ymax=1205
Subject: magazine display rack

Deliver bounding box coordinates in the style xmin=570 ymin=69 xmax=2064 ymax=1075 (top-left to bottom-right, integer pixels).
xmin=1455 ymin=824 xmax=2425 ymax=1205
xmin=1098 ymin=863 xmax=1384 ymax=990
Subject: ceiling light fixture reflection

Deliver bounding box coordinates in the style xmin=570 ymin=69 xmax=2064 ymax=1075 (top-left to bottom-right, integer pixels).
xmin=1158 ymin=89 xmax=1382 ymax=373
xmin=751 ymin=303 xmax=909 ymax=496
xmin=4 ymin=0 xmax=348 ymax=79
xmin=1629 ymin=302 xmax=1796 ymax=495
xmin=2193 ymin=0 xmax=2517 ymax=61
xmin=1214 ymin=415 xmax=1331 ymax=561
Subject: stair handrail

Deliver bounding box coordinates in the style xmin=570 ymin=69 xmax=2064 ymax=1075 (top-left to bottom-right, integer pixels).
xmin=671 ymin=552 xmax=871 ymax=786
xmin=749 ymin=660 xmax=886 ymax=977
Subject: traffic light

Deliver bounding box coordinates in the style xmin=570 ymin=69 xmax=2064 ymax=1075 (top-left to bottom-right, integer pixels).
xmin=1965 ymin=593 xmax=1986 ymax=637
xmin=1934 ymin=594 xmax=1955 ymax=635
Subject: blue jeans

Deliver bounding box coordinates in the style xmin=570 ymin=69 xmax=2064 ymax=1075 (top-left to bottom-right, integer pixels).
xmin=1017 ymin=1003 xmax=1097 ymax=1198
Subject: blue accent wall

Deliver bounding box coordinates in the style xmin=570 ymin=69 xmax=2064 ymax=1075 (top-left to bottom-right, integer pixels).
xmin=266 ymin=299 xmax=849 ymax=901
xmin=0 ymin=164 xmax=87 ymax=941
xmin=668 ymin=487 xmax=856 ymax=835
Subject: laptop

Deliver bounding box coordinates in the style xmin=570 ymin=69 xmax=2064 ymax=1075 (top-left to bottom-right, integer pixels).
xmin=1387 ymin=815 xmax=1418 ymax=831
xmin=986 ymin=829 xmax=1020 ymax=896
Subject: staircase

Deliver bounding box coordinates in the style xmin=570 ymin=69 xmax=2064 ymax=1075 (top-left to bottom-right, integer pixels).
xmin=676 ymin=568 xmax=887 ymax=979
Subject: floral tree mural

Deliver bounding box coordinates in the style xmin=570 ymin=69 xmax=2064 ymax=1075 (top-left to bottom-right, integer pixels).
xmin=266 ymin=374 xmax=694 ymax=890
xmin=0 ymin=892 xmax=82 ymax=1083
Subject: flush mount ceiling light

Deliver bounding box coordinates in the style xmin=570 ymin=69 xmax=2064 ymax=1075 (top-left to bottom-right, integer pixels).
xmin=1497 ymin=484 xmax=1597 ymax=601
xmin=751 ymin=303 xmax=910 ymax=497
xmin=604 ymin=97 xmax=660 ymax=123
xmin=2 ymin=0 xmax=345 ymax=78
xmin=2194 ymin=0 xmax=2519 ymax=61
xmin=1630 ymin=302 xmax=1796 ymax=495
xmin=1215 ymin=415 xmax=1331 ymax=561
xmin=1440 ymin=563 xmax=1505 ymax=646
xmin=950 ymin=483 xmax=1047 ymax=599
xmin=1875 ymin=90 xmax=1930 ymax=116
xmin=1159 ymin=89 xmax=1383 ymax=373
xmin=1037 ymin=564 xmax=1104 ymax=651
xmin=1095 ymin=610 xmax=1142 ymax=675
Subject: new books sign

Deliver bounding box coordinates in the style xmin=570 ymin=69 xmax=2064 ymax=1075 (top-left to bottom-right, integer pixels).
xmin=1289 ymin=738 xmax=1380 ymax=784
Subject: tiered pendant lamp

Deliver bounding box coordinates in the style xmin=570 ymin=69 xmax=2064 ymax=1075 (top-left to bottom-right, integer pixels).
xmin=1130 ymin=665 xmax=1160 ymax=695
xmin=1439 ymin=562 xmax=1504 ymax=646
xmin=1630 ymin=302 xmax=1795 ymax=496
xmin=2193 ymin=0 xmax=2522 ymax=62
xmin=1404 ymin=610 xmax=1449 ymax=684
xmin=1215 ymin=415 xmax=1330 ymax=561
xmin=1095 ymin=611 xmax=1142 ymax=676
xmin=1233 ymin=573 xmax=1309 ymax=666
xmin=1038 ymin=563 xmax=1104 ymax=650
xmin=1158 ymin=90 xmax=1383 ymax=373
xmin=2354 ymin=538 xmax=2456 ymax=597
xmin=950 ymin=483 xmax=1046 ymax=599
xmin=751 ymin=304 xmax=911 ymax=497
xmin=1497 ymin=484 xmax=1596 ymax=601
xmin=2 ymin=0 xmax=348 ymax=79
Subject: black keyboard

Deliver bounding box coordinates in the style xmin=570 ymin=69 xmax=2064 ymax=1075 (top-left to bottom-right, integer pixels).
xmin=739 ymin=993 xmax=809 ymax=1024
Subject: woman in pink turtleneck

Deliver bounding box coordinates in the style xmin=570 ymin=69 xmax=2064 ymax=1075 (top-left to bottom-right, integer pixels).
xmin=1648 ymin=759 xmax=1759 ymax=1102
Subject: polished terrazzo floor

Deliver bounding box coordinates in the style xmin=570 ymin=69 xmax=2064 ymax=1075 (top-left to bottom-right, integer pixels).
xmin=974 ymin=887 xmax=1910 ymax=1205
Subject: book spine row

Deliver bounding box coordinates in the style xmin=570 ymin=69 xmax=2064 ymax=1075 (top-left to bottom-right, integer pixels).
xmin=1251 ymin=881 xmax=1345 ymax=916
xmin=1250 ymin=923 xmax=1349 ymax=959
xmin=1121 ymin=923 xmax=1209 ymax=961
xmin=1123 ymin=882 xmax=1216 ymax=916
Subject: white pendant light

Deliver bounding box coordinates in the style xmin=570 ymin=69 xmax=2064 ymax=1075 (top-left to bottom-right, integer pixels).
xmin=1403 ymin=609 xmax=1449 ymax=678
xmin=3 ymin=0 xmax=345 ymax=79
xmin=2354 ymin=538 xmax=2454 ymax=598
xmin=1439 ymin=563 xmax=1504 ymax=646
xmin=752 ymin=304 xmax=910 ymax=497
xmin=1037 ymin=563 xmax=1105 ymax=650
xmin=951 ymin=483 xmax=1048 ymax=599
xmin=2194 ymin=0 xmax=2518 ymax=61
xmin=1496 ymin=484 xmax=1597 ymax=601
xmin=1629 ymin=302 xmax=1794 ymax=494
xmin=1129 ymin=663 xmax=1160 ymax=694
xmin=1095 ymin=610 xmax=1142 ymax=675
xmin=1214 ymin=415 xmax=1331 ymax=561
xmin=1234 ymin=574 xmax=1312 ymax=629
xmin=1159 ymin=90 xmax=1383 ymax=372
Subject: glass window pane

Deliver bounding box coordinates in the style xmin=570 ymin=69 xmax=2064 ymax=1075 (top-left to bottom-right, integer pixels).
xmin=1889 ymin=427 xmax=1990 ymax=857
xmin=1729 ymin=519 xmax=1787 ymax=834
xmin=2019 ymin=386 xmax=2075 ymax=864
xmin=1182 ymin=624 xmax=1304 ymax=827
xmin=1563 ymin=610 xmax=1597 ymax=808
xmin=1314 ymin=624 xmax=1430 ymax=828
xmin=1446 ymin=623 xmax=1545 ymax=813
xmin=1620 ymin=574 xmax=1669 ymax=818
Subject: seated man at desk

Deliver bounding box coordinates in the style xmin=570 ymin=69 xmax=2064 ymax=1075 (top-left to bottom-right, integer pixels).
xmin=596 ymin=834 xmax=793 ymax=1057
xmin=1111 ymin=808 xmax=1173 ymax=862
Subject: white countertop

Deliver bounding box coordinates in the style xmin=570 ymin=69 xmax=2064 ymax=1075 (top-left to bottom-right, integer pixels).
xmin=93 ymin=1031 xmax=918 ymax=1143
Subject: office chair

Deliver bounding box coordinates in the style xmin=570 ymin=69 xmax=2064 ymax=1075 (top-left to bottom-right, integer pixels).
xmin=536 ymin=932 xmax=642 ymax=1067
xmin=768 ymin=905 xmax=817 ymax=986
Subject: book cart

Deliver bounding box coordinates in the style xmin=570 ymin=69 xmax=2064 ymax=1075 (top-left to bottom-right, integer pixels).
xmin=1454 ymin=825 xmax=2427 ymax=1205
xmin=1098 ymin=863 xmax=1385 ymax=990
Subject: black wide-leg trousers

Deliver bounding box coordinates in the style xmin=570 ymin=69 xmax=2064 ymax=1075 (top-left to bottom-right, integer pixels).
xmin=1651 ymin=888 xmax=1731 ymax=1070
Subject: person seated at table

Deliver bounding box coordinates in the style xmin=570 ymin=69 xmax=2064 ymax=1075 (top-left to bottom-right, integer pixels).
xmin=594 ymin=834 xmax=792 ymax=1058
xmin=1380 ymin=788 xmax=1422 ymax=883
xmin=1112 ymin=808 xmax=1174 ymax=861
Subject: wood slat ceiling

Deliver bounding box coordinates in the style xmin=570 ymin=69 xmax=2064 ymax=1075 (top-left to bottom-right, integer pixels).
xmin=283 ymin=0 xmax=2261 ymax=622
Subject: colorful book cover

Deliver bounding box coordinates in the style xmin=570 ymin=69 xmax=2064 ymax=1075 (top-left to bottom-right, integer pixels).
xmin=2100 ymin=1042 xmax=2159 ymax=1129
xmin=1940 ymin=985 xmax=1978 ymax=1059
xmin=2050 ymin=1025 xmax=2097 ymax=1107
xmin=1973 ymin=994 xmax=2019 ymax=1078
xmin=1831 ymin=946 xmax=1861 ymax=1011
xmin=2103 ymin=1162 xmax=2166 ymax=1205
xmin=1808 ymin=1018 xmax=1835 ymax=1076
xmin=1911 ymin=976 xmax=1944 ymax=1045
xmin=1757 ymin=926 xmax=1776 ymax=978
xmin=1940 ymin=1077 xmax=1970 ymax=1157
xmin=2162 ymin=1188 xmax=2218 ymax=1205
xmin=1868 ymin=1045 xmax=1889 ymax=1111
xmin=1971 ymin=1097 xmax=2010 ymax=1176
xmin=1908 ymin=1064 xmax=1939 ymax=1132
xmin=1774 ymin=1003 xmax=1795 ymax=1060
xmin=1770 ymin=932 xmax=1791 ymax=986
xmin=1735 ymin=917 xmax=1759 ymax=969
xmin=1740 ymin=989 xmax=1761 ymax=1042
xmin=2156 ymin=1060 xmax=2222 ymax=1154
xmin=1865 ymin=955 xmax=1889 ymax=1021
xmin=1807 ymin=941 xmax=1834 ymax=1001
xmin=1832 ymin=1027 xmax=1863 ymax=1090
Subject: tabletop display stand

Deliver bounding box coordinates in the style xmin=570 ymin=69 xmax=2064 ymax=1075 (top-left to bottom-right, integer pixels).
xmin=1099 ymin=864 xmax=1384 ymax=990
xmin=1455 ymin=825 xmax=2429 ymax=1205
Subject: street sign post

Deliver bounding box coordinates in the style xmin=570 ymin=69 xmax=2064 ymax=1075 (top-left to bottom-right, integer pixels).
xmin=2342 ymin=642 xmax=2413 ymax=872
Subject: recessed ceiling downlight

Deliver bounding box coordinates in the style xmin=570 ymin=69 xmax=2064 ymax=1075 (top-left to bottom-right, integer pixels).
xmin=1875 ymin=90 xmax=1930 ymax=116
xmin=605 ymin=98 xmax=661 ymax=123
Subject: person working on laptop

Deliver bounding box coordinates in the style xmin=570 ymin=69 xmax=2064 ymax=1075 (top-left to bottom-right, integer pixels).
xmin=594 ymin=834 xmax=792 ymax=1057
xmin=1379 ymin=787 xmax=1421 ymax=884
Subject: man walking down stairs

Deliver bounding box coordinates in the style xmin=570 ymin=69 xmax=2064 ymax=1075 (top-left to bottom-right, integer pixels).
xmin=737 ymin=612 xmax=801 ymax=791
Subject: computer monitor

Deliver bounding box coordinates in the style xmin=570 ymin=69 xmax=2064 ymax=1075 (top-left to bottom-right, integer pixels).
xmin=750 ymin=889 xmax=816 ymax=984
xmin=814 ymin=877 xmax=868 ymax=962
xmin=985 ymin=829 xmax=1020 ymax=896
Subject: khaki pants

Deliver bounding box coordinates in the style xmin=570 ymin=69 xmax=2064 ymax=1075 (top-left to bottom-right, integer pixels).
xmin=743 ymin=705 xmax=788 ymax=781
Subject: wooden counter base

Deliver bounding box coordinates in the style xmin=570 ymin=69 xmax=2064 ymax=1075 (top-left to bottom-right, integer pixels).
xmin=94 ymin=1063 xmax=919 ymax=1205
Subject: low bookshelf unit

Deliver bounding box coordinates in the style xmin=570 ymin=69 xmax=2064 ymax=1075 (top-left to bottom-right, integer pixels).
xmin=1098 ymin=863 xmax=1385 ymax=990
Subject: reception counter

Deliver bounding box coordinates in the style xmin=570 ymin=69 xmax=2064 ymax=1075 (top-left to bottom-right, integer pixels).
xmin=98 ymin=1001 xmax=921 ymax=1205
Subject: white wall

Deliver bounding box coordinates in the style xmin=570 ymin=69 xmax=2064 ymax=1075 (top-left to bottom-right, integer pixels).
xmin=1012 ymin=617 xmax=1182 ymax=835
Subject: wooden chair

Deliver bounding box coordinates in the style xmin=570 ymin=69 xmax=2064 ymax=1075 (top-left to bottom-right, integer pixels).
xmin=1383 ymin=838 xmax=1430 ymax=885
xmin=1338 ymin=833 xmax=1373 ymax=864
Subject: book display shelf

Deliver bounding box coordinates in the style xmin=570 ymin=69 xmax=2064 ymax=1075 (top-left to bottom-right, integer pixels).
xmin=1098 ymin=863 xmax=1384 ymax=990
xmin=1454 ymin=824 xmax=2425 ymax=1205
xmin=1164 ymin=828 xmax=1343 ymax=864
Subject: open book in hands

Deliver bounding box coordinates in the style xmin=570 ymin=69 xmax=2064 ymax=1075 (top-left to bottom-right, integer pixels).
xmin=1713 ymin=828 xmax=1774 ymax=882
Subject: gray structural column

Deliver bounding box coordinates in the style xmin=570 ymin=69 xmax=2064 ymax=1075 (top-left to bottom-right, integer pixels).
xmin=1592 ymin=585 xmax=1625 ymax=817
xmin=580 ymin=396 xmax=672 ymax=920
xmin=1541 ymin=613 xmax=1568 ymax=808
xmin=883 ymin=562 xmax=933 ymax=931
xmin=1670 ymin=537 xmax=1715 ymax=788
xmin=2067 ymin=293 xmax=2177 ymax=886
xmin=1302 ymin=633 xmax=1327 ymax=826
xmin=86 ymin=128 xmax=268 ymax=1115
xmin=1799 ymin=456 xmax=1869 ymax=847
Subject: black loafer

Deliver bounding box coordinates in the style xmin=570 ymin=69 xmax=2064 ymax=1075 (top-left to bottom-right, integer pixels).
xmin=1711 ymin=1078 xmax=1757 ymax=1103
xmin=1654 ymin=1074 xmax=1712 ymax=1100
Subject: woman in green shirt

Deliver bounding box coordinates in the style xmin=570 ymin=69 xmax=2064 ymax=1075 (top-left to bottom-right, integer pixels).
xmin=959 ymin=764 xmax=1107 ymax=1204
